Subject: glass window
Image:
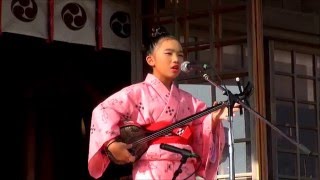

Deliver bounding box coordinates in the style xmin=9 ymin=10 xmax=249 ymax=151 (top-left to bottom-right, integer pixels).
xmin=297 ymin=104 xmax=316 ymax=128
xmin=235 ymin=142 xmax=252 ymax=173
xmin=274 ymin=50 xmax=292 ymax=73
xmin=295 ymin=53 xmax=314 ymax=76
xmin=274 ymin=75 xmax=293 ymax=98
xmin=276 ymin=101 xmax=295 ymax=126
xmin=222 ymin=45 xmax=243 ymax=72
xmin=277 ymin=126 xmax=297 ymax=150
xmin=300 ymin=155 xmax=318 ymax=179
xmin=186 ymin=16 xmax=211 ymax=44
xmin=278 ymin=152 xmax=297 ymax=176
xmin=160 ymin=22 xmax=176 ymax=36
xmin=217 ymin=141 xmax=252 ymax=174
xmin=271 ymin=46 xmax=320 ymax=179
xmin=296 ymin=78 xmax=314 ymax=102
xmin=299 ymin=129 xmax=318 ymax=153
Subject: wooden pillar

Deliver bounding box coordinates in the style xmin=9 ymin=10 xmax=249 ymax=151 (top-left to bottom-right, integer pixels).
xmin=131 ymin=0 xmax=143 ymax=83
xmin=247 ymin=0 xmax=268 ymax=179
xmin=213 ymin=0 xmax=222 ymax=72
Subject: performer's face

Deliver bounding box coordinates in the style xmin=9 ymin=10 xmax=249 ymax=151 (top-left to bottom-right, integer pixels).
xmin=147 ymin=38 xmax=184 ymax=83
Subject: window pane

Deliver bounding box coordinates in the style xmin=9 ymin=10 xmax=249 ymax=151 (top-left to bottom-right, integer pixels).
xmin=218 ymin=142 xmax=252 ymax=175
xmin=187 ymin=16 xmax=211 ymax=44
xmin=277 ymin=126 xmax=297 ymax=150
xmin=233 ymin=112 xmax=247 ymax=139
xmin=161 ymin=22 xmax=176 ymax=36
xmin=298 ymin=104 xmax=316 ymax=128
xmin=278 ymin=152 xmax=297 ymax=176
xmin=274 ymin=50 xmax=292 ymax=73
xmin=235 ymin=142 xmax=252 ymax=173
xmin=222 ymin=45 xmax=243 ymax=72
xmin=296 ymin=78 xmax=314 ymax=102
xmin=193 ymin=47 xmax=211 ymax=63
xmin=275 ymin=75 xmax=293 ymax=98
xmin=276 ymin=101 xmax=295 ymax=126
xmin=182 ymin=45 xmax=212 ymax=63
xmin=295 ymin=53 xmax=314 ymax=76
xmin=300 ymin=155 xmax=319 ymax=179
xmin=299 ymin=129 xmax=318 ymax=153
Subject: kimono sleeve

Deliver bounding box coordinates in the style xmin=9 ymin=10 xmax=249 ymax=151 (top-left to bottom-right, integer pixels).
xmin=87 ymin=88 xmax=136 ymax=179
xmin=190 ymin=98 xmax=225 ymax=180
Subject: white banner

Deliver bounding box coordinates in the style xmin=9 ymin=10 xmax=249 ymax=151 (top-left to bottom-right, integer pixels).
xmin=1 ymin=0 xmax=48 ymax=38
xmin=54 ymin=0 xmax=95 ymax=46
xmin=102 ymin=0 xmax=131 ymax=51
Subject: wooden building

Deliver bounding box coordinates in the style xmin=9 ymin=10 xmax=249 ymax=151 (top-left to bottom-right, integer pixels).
xmin=1 ymin=0 xmax=319 ymax=179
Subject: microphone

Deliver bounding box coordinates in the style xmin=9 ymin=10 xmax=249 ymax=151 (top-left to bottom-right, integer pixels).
xmin=180 ymin=61 xmax=210 ymax=73
xmin=160 ymin=143 xmax=199 ymax=158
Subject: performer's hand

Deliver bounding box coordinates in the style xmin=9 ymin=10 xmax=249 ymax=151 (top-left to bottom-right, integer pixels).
xmin=107 ymin=141 xmax=136 ymax=164
xmin=212 ymin=101 xmax=241 ymax=121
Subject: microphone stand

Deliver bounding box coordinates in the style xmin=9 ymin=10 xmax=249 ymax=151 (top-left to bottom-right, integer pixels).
xmin=201 ymin=73 xmax=311 ymax=180
xmin=160 ymin=143 xmax=200 ymax=180
xmin=172 ymin=155 xmax=188 ymax=180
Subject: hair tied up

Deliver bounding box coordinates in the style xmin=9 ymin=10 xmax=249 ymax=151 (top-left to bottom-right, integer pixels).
xmin=151 ymin=26 xmax=168 ymax=38
xmin=146 ymin=25 xmax=173 ymax=54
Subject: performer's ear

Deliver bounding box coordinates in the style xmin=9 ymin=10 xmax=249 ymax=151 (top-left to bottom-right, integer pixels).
xmin=146 ymin=55 xmax=155 ymax=67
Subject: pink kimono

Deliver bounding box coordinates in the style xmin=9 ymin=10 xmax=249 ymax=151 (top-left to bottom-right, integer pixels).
xmin=88 ymin=74 xmax=225 ymax=180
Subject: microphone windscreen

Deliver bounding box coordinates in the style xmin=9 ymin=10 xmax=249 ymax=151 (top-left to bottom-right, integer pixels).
xmin=180 ymin=61 xmax=191 ymax=72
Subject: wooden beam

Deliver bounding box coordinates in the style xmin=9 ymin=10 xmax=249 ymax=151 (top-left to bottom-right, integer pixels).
xmin=247 ymin=0 xmax=268 ymax=179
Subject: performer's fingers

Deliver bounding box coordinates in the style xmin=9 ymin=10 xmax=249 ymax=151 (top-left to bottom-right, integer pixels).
xmin=234 ymin=103 xmax=241 ymax=108
xmin=117 ymin=155 xmax=134 ymax=165
xmin=126 ymin=143 xmax=133 ymax=149
xmin=128 ymin=156 xmax=136 ymax=163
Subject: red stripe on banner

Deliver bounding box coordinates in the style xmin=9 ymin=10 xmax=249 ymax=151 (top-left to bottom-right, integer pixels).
xmin=47 ymin=0 xmax=54 ymax=43
xmin=96 ymin=0 xmax=102 ymax=51
xmin=0 ymin=0 xmax=2 ymax=35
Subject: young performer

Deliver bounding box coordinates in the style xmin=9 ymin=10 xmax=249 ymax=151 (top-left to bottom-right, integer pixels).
xmin=88 ymin=26 xmax=240 ymax=180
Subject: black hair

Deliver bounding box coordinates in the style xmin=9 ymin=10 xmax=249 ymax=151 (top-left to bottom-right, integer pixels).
xmin=145 ymin=25 xmax=177 ymax=55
